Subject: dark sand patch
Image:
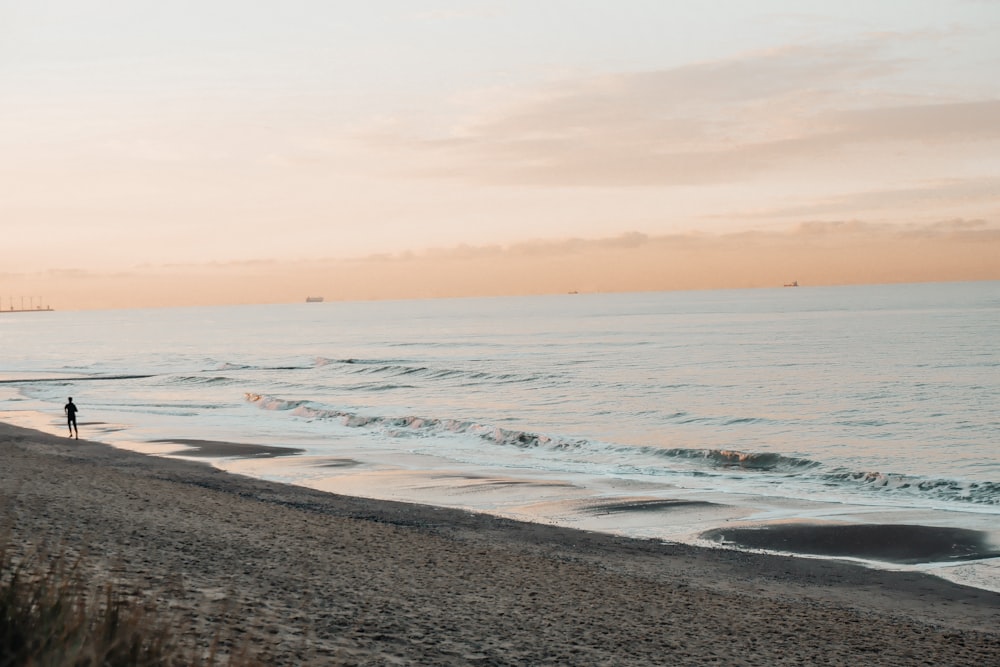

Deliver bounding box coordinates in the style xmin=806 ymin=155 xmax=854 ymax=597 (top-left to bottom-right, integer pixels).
xmin=315 ymin=457 xmax=363 ymax=468
xmin=467 ymin=479 xmax=574 ymax=488
xmin=586 ymin=498 xmax=718 ymax=514
xmin=702 ymin=523 xmax=1000 ymax=564
xmin=149 ymin=438 xmax=305 ymax=458
xmin=430 ymin=473 xmax=576 ymax=488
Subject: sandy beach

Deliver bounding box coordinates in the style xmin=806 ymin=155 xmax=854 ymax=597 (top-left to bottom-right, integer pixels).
xmin=2 ymin=422 xmax=998 ymax=666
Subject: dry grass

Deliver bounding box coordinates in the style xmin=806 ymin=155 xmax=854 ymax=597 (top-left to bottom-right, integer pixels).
xmin=0 ymin=541 xmax=262 ymax=667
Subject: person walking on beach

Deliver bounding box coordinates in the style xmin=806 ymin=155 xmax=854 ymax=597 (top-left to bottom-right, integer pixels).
xmin=65 ymin=397 xmax=79 ymax=439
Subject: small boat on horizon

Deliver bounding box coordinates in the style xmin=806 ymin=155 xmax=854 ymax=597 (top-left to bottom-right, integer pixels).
xmin=784 ymin=281 xmax=799 ymax=287
xmin=305 ymin=296 xmax=324 ymax=303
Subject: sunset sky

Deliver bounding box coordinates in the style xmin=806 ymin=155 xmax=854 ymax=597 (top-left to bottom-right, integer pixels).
xmin=2 ymin=1 xmax=999 ymax=310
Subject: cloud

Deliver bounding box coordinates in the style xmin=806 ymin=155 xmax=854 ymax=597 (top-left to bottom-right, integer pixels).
xmin=833 ymin=100 xmax=1000 ymax=143
xmin=895 ymin=218 xmax=1000 ymax=240
xmin=371 ymin=39 xmax=1000 ymax=187
xmin=350 ymin=219 xmax=999 ymax=262
xmin=720 ymin=177 xmax=1000 ymax=220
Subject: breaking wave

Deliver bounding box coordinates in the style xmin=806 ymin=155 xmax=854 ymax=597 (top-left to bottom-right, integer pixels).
xmin=245 ymin=392 xmax=586 ymax=451
xmin=243 ymin=392 xmax=998 ymax=506
xmin=650 ymin=448 xmax=820 ymax=471
xmin=821 ymin=470 xmax=1000 ymax=506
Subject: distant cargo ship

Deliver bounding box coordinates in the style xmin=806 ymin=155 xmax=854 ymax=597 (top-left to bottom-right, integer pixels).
xmin=305 ymin=296 xmax=324 ymax=303
xmin=784 ymin=281 xmax=799 ymax=287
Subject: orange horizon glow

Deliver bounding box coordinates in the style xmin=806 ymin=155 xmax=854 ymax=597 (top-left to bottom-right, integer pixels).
xmin=5 ymin=221 xmax=997 ymax=311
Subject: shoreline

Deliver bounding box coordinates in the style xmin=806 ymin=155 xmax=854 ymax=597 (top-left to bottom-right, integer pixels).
xmin=164 ymin=439 xmax=1000 ymax=566
xmin=3 ymin=422 xmax=999 ymax=665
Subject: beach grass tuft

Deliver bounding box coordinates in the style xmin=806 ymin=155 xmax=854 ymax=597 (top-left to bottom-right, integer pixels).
xmin=0 ymin=540 xmax=261 ymax=667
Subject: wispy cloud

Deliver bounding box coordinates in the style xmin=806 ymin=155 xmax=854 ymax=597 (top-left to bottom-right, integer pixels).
xmin=718 ymin=177 xmax=1000 ymax=220
xmin=356 ymin=218 xmax=1000 ymax=262
xmin=369 ymin=38 xmax=999 ymax=187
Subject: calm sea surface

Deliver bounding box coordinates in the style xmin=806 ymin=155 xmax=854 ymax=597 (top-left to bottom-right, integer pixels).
xmin=2 ymin=282 xmax=998 ymax=587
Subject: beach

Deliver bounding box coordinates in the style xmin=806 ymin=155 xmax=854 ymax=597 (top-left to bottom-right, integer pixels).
xmin=2 ymin=422 xmax=998 ymax=666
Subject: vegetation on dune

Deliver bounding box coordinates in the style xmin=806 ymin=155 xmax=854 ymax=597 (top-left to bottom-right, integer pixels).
xmin=0 ymin=542 xmax=261 ymax=667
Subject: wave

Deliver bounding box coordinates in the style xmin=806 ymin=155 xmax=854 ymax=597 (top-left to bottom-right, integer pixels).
xmin=312 ymin=357 xmax=551 ymax=385
xmin=821 ymin=470 xmax=1000 ymax=506
xmin=315 ymin=357 xmax=399 ymax=366
xmin=243 ymin=395 xmax=821 ymax=472
xmin=0 ymin=374 xmax=155 ymax=384
xmin=214 ymin=362 xmax=311 ymax=372
xmin=243 ymin=393 xmax=1000 ymax=506
xmin=244 ymin=394 xmax=311 ymax=411
xmin=245 ymin=392 xmax=586 ymax=451
xmin=341 ymin=383 xmax=418 ymax=392
xmin=649 ymin=447 xmax=820 ymax=471
xmin=665 ymin=412 xmax=777 ymax=428
xmin=166 ymin=375 xmax=237 ymax=386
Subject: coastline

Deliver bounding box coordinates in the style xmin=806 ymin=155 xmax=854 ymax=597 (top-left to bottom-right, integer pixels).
xmin=3 ymin=422 xmax=999 ymax=665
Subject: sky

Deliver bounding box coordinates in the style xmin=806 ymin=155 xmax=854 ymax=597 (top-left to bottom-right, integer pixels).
xmin=2 ymin=0 xmax=999 ymax=310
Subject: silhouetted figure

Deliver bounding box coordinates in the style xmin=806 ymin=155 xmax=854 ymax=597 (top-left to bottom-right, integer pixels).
xmin=65 ymin=397 xmax=79 ymax=439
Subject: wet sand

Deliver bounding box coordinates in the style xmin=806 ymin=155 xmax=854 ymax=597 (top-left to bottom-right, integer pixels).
xmin=2 ymin=422 xmax=998 ymax=665
xmin=702 ymin=524 xmax=1000 ymax=564
xmin=148 ymin=438 xmax=307 ymax=459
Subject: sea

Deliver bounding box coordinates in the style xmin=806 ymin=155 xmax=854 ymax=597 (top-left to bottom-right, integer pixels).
xmin=2 ymin=281 xmax=998 ymax=590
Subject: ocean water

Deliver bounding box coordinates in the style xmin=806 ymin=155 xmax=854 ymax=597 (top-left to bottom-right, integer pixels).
xmin=2 ymin=282 xmax=998 ymax=588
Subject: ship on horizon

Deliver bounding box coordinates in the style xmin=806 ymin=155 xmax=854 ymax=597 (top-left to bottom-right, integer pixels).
xmin=305 ymin=296 xmax=324 ymax=303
